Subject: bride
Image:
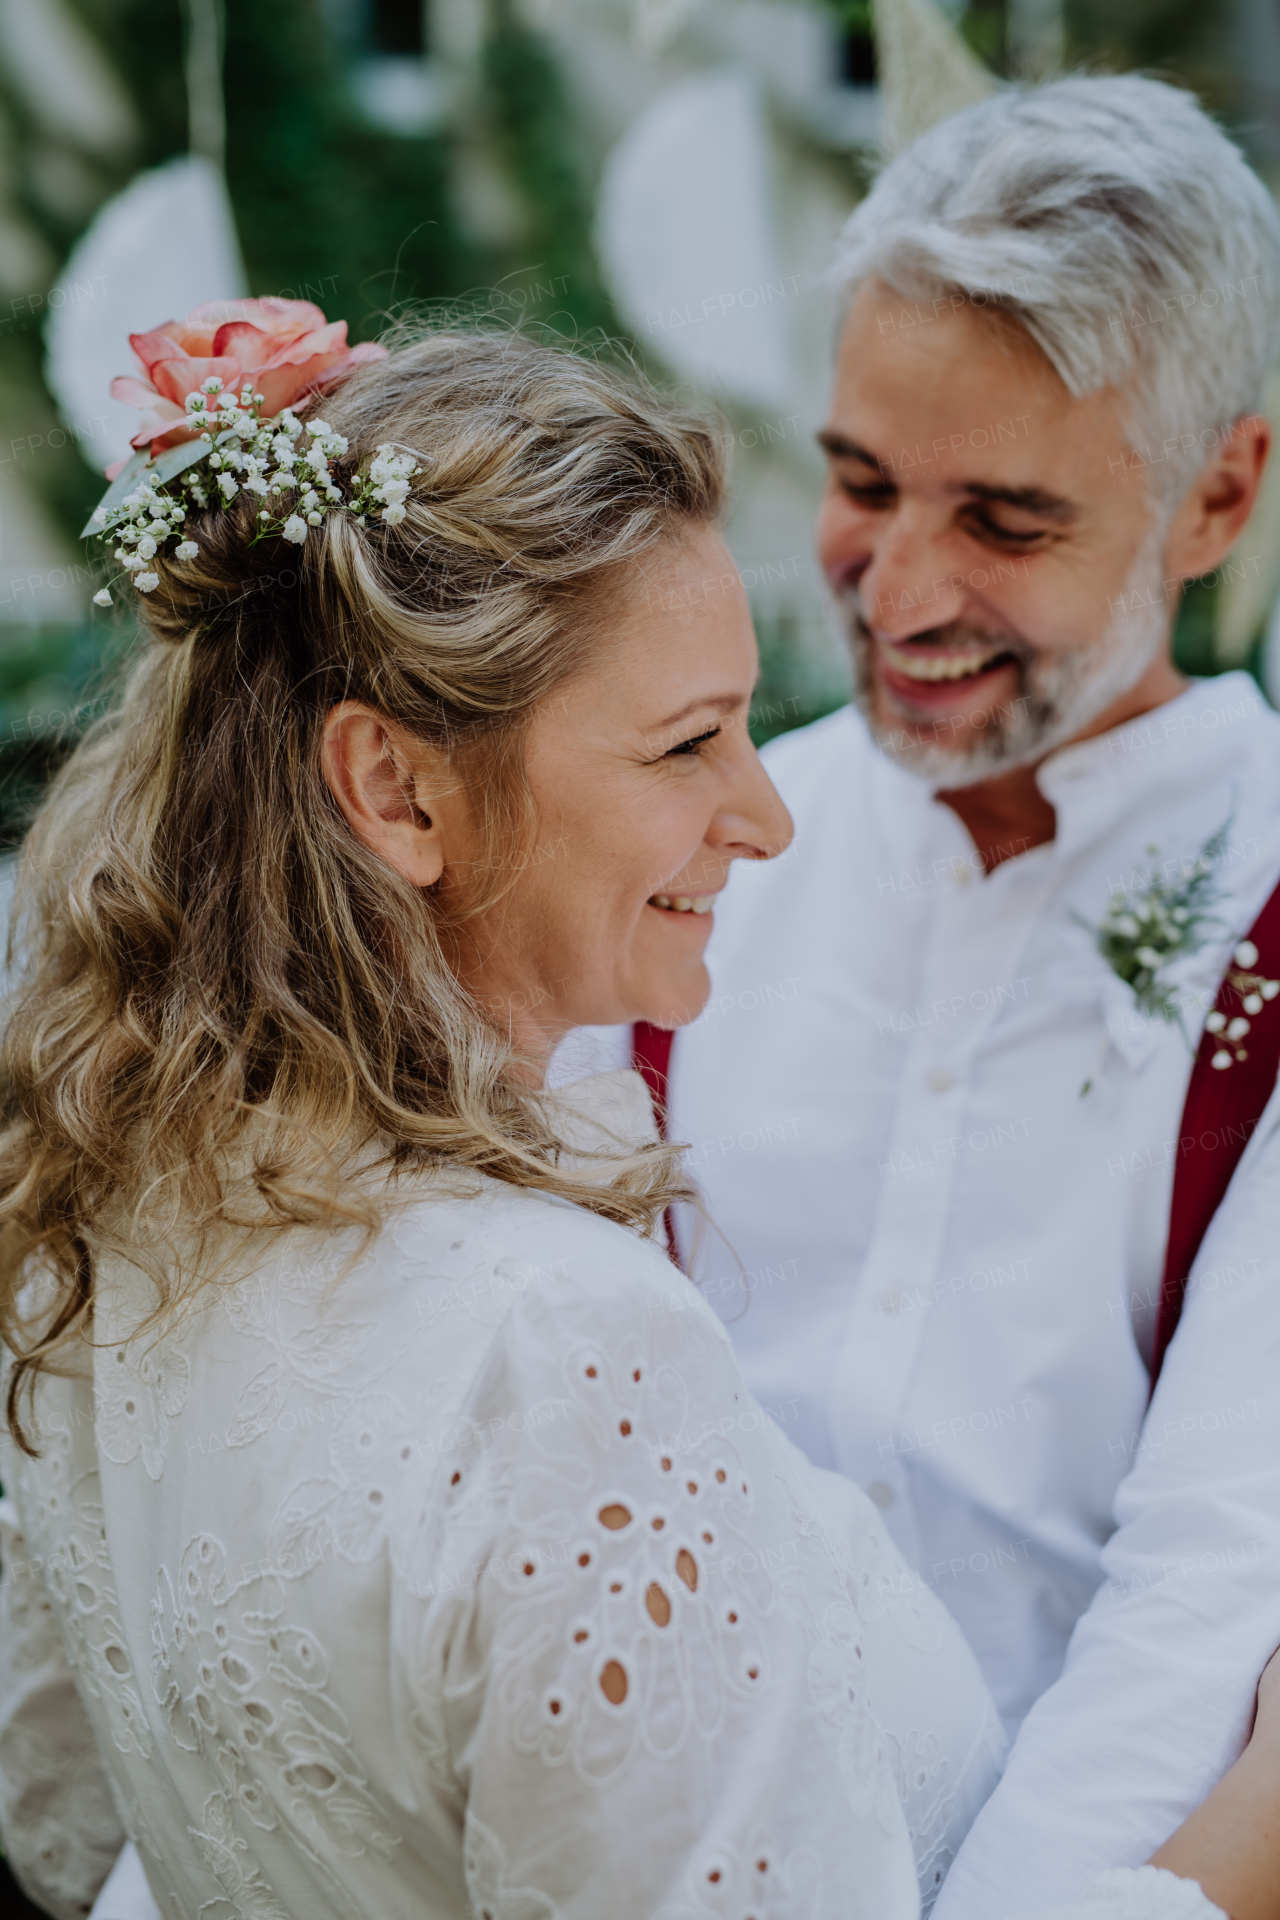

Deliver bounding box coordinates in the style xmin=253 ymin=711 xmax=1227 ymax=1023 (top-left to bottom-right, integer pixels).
xmin=0 ymin=320 xmax=1275 ymax=1920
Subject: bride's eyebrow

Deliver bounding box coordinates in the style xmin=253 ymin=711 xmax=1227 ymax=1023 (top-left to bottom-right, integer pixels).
xmin=651 ymin=694 xmax=743 ymax=732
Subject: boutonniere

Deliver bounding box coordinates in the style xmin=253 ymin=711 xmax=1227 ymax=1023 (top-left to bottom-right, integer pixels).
xmin=1075 ymin=819 xmax=1250 ymax=1092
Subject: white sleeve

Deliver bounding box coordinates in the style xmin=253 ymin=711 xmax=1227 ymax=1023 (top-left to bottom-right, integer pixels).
xmin=934 ymin=1120 xmax=1280 ymax=1918
xmin=392 ymin=1234 xmax=929 ymax=1920
xmin=1018 ymin=1866 xmax=1224 ymax=1918
xmin=0 ymin=1492 xmax=126 ymax=1920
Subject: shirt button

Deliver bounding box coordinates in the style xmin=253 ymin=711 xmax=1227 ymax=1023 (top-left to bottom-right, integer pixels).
xmin=954 ymin=863 xmax=973 ymax=887
xmin=878 ymin=1285 xmax=907 ymax=1315
xmin=927 ymin=1067 xmax=956 ymax=1092
xmin=867 ymin=1481 xmax=896 ymax=1509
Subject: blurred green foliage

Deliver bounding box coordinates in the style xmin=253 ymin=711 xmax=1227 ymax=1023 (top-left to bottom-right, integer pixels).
xmin=750 ymin=615 xmax=850 ymax=747
xmin=1063 ymin=0 xmax=1236 ymax=106
xmin=481 ymin=0 xmax=619 ymax=341
xmin=0 ymin=628 xmax=93 ymax=848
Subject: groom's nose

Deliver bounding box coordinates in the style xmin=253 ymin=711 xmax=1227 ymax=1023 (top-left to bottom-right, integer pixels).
xmin=848 ymin=507 xmax=970 ymax=641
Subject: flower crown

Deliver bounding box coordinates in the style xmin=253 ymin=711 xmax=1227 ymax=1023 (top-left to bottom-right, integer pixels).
xmin=83 ymin=298 xmax=418 ymax=606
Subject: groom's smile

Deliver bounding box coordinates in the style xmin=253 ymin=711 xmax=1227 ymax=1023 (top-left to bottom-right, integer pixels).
xmin=873 ymin=630 xmax=1022 ymax=724
xmin=877 ymin=635 xmax=1015 ymax=687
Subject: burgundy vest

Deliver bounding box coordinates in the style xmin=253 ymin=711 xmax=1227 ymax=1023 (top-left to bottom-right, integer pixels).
xmin=633 ymin=875 xmax=1280 ymax=1389
xmin=632 ymin=1020 xmax=679 ymax=1264
xmin=1150 ymin=876 xmax=1280 ymax=1389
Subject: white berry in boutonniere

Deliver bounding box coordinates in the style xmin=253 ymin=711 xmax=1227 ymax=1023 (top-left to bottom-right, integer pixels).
xmin=1202 ymin=939 xmax=1280 ymax=1069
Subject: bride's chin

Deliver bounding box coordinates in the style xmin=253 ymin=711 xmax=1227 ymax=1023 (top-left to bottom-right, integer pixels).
xmin=634 ymin=962 xmax=711 ymax=1032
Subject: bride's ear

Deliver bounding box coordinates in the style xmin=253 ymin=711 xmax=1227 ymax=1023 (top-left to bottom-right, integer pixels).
xmin=321 ymin=701 xmax=452 ymax=888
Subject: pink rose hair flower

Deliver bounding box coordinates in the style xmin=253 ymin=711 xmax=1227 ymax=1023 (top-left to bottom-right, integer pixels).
xmin=106 ymin=296 xmax=386 ymax=477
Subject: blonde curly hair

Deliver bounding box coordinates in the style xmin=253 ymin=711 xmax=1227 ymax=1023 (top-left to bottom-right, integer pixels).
xmin=0 ymin=327 xmax=724 ymax=1447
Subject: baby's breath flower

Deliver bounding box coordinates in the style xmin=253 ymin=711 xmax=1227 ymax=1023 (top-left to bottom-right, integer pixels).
xmin=92 ymin=587 xmax=112 ymax=607
xmin=90 ymin=401 xmax=430 ymax=607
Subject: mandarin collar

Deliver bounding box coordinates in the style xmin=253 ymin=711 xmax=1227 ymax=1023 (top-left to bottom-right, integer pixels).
xmin=1031 ymin=673 xmax=1265 ymax=860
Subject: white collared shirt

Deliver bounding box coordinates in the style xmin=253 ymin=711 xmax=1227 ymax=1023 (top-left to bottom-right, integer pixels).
xmin=553 ymin=670 xmax=1280 ymax=1839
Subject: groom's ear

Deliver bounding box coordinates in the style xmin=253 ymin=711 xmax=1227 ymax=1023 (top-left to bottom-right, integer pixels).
xmin=321 ymin=701 xmax=454 ymax=889
xmin=1164 ymin=412 xmax=1270 ymax=581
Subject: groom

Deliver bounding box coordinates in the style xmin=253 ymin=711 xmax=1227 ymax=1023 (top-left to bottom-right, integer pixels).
xmin=568 ymin=75 xmax=1280 ymax=1912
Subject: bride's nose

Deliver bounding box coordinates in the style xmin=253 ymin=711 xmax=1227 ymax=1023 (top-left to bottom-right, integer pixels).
xmin=713 ymin=744 xmax=794 ymax=864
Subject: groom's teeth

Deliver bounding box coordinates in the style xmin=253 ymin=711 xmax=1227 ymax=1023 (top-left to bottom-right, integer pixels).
xmin=883 ymin=642 xmax=1008 ymax=683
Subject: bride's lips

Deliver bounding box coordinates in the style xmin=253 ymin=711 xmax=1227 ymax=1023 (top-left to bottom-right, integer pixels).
xmin=876 ymin=636 xmax=1018 ymax=709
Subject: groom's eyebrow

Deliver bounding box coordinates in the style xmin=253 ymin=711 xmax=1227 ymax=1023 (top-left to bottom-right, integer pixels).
xmin=958 ymin=480 xmax=1078 ymax=520
xmin=819 ymin=430 xmax=1079 ymax=519
xmin=817 ymin=429 xmax=887 ymax=472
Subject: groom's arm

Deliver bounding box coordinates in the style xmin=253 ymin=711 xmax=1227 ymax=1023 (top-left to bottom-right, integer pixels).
xmin=933 ymin=1117 xmax=1280 ymax=1920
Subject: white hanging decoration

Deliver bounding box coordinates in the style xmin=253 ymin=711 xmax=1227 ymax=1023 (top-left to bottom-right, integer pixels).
xmin=871 ymin=0 xmax=997 ymax=156
xmin=44 ymin=155 xmax=248 ymax=476
xmin=596 ymin=69 xmax=797 ymax=412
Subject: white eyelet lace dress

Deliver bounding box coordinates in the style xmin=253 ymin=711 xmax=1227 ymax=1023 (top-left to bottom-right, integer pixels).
xmin=0 ymin=1074 xmax=1226 ymax=1920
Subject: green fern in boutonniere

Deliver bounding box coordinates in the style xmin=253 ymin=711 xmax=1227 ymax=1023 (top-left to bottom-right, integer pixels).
xmin=1075 ymin=819 xmax=1232 ymax=1092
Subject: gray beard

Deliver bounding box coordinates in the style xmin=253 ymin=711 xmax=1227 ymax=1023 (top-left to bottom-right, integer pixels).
xmin=841 ymin=529 xmax=1171 ymax=788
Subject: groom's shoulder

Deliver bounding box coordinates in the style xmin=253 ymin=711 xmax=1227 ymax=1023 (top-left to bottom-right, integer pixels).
xmin=758 ymin=703 xmax=870 ymax=810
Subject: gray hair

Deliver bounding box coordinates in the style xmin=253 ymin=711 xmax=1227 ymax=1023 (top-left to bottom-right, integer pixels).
xmin=832 ymin=76 xmax=1280 ymax=499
